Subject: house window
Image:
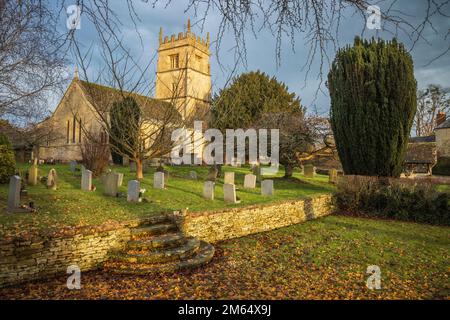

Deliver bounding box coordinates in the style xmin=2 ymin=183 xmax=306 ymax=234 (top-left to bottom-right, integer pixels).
xmin=170 ymin=54 xmax=179 ymax=69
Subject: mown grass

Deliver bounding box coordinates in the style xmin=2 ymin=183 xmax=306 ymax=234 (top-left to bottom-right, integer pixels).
xmin=0 ymin=163 xmax=335 ymax=237
xmin=0 ymin=214 xmax=448 ymax=299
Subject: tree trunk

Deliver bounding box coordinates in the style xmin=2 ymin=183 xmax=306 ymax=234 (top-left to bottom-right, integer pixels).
xmin=284 ymin=164 xmax=294 ymax=178
xmin=135 ymin=158 xmax=144 ymax=180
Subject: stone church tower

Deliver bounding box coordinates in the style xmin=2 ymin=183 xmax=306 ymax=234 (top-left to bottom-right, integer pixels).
xmin=155 ymin=19 xmax=212 ymax=118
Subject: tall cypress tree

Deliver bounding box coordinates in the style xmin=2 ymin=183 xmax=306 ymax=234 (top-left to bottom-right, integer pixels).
xmin=327 ymin=37 xmax=417 ymax=177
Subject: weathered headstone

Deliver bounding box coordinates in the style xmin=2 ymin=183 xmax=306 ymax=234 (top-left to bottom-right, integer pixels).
xmin=7 ymin=176 xmax=21 ymax=212
xmin=153 ymin=172 xmax=165 ymax=189
xmin=189 ymin=171 xmax=198 ymax=180
xmin=224 ymin=172 xmax=235 ymax=185
xmin=28 ymin=165 xmax=38 ymax=186
xmin=127 ymin=180 xmax=140 ymax=202
xmin=81 ymin=169 xmax=92 ymax=191
xmin=130 ymin=162 xmax=136 ymax=172
xmin=46 ymin=169 xmax=58 ymax=190
xmin=304 ymin=164 xmax=316 ymax=177
xmin=69 ymin=161 xmax=77 ymax=172
xmin=252 ymin=165 xmax=261 ymax=182
xmin=261 ymin=180 xmax=274 ymax=196
xmin=328 ymin=169 xmax=338 ymax=184
xmin=203 ymin=181 xmax=215 ymax=200
xmin=224 ymin=183 xmax=240 ymax=204
xmin=156 ymin=166 xmax=169 ymax=184
xmin=205 ymin=166 xmax=218 ymax=182
xmin=104 ymin=172 xmax=120 ymax=196
xmin=244 ymin=174 xmax=257 ymax=189
xmin=122 ymin=156 xmax=130 ymax=167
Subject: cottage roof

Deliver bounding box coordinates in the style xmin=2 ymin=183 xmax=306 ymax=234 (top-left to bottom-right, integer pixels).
xmin=404 ymin=142 xmax=437 ymax=165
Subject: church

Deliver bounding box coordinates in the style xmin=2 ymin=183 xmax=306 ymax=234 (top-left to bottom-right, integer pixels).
xmin=37 ymin=20 xmax=212 ymax=162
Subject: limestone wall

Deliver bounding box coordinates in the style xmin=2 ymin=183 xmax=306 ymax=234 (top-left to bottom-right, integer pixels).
xmin=179 ymin=194 xmax=334 ymax=243
xmin=436 ymin=128 xmax=450 ymax=157
xmin=0 ymin=225 xmax=131 ymax=288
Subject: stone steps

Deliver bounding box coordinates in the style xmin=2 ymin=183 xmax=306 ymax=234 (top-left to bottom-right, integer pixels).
xmin=103 ymin=218 xmax=215 ymax=275
xmin=127 ymin=232 xmax=186 ymax=250
xmin=104 ymin=241 xmax=215 ymax=275
xmin=130 ymin=223 xmax=178 ymax=239
xmin=109 ymin=237 xmax=201 ymax=264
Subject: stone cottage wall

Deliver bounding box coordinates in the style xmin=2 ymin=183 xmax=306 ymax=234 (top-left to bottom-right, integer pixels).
xmin=179 ymin=194 xmax=334 ymax=243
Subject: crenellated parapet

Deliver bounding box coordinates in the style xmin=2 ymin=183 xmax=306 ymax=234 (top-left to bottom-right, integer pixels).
xmin=159 ymin=19 xmax=210 ymax=53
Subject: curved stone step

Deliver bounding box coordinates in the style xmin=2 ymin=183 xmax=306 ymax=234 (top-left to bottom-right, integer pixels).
xmin=138 ymin=214 xmax=172 ymax=226
xmin=104 ymin=241 xmax=215 ymax=275
xmin=130 ymin=223 xmax=177 ymax=239
xmin=127 ymin=233 xmax=186 ymax=250
xmin=109 ymin=238 xmax=200 ymax=264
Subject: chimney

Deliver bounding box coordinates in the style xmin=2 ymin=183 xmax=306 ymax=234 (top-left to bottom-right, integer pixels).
xmin=436 ymin=111 xmax=446 ymax=127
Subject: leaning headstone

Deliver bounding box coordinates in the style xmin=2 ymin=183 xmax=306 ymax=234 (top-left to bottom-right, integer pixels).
xmin=224 ymin=183 xmax=240 ymax=204
xmin=153 ymin=172 xmax=165 ymax=189
xmin=130 ymin=162 xmax=136 ymax=172
xmin=304 ymin=164 xmax=316 ymax=177
xmin=127 ymin=180 xmax=140 ymax=202
xmin=261 ymin=180 xmax=274 ymax=196
xmin=203 ymin=181 xmax=215 ymax=200
xmin=69 ymin=161 xmax=77 ymax=172
xmin=104 ymin=172 xmax=120 ymax=196
xmin=328 ymin=169 xmax=338 ymax=184
xmin=189 ymin=171 xmax=198 ymax=180
xmin=224 ymin=172 xmax=235 ymax=185
xmin=28 ymin=165 xmax=38 ymax=186
xmin=244 ymin=174 xmax=257 ymax=189
xmin=81 ymin=169 xmax=92 ymax=191
xmin=46 ymin=169 xmax=58 ymax=190
xmin=7 ymin=176 xmax=21 ymax=212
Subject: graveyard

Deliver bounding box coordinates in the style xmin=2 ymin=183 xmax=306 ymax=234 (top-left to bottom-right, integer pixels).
xmin=0 ymin=163 xmax=335 ymax=238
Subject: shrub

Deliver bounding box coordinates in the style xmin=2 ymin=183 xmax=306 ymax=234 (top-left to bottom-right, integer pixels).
xmin=433 ymin=157 xmax=450 ymax=176
xmin=328 ymin=38 xmax=417 ymax=177
xmin=0 ymin=133 xmax=12 ymax=149
xmin=80 ymin=134 xmax=110 ymax=177
xmin=0 ymin=145 xmax=16 ymax=184
xmin=335 ymin=176 xmax=449 ymax=225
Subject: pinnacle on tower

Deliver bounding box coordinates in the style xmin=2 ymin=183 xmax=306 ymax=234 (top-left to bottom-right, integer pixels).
xmin=74 ymin=65 xmax=79 ymax=79
xmin=187 ymin=18 xmax=191 ymax=34
xmin=207 ymin=32 xmax=210 ymax=46
xmin=159 ymin=27 xmax=163 ymax=44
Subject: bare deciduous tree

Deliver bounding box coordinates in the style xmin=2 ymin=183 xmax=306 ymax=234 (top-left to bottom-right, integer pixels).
xmin=415 ymin=84 xmax=450 ymax=136
xmin=0 ymin=0 xmax=67 ymax=123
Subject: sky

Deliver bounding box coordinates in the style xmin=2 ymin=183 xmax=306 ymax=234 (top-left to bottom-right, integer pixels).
xmin=53 ymin=0 xmax=450 ymax=117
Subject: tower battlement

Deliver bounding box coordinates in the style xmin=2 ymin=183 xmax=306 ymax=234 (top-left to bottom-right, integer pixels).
xmin=159 ymin=19 xmax=210 ymax=52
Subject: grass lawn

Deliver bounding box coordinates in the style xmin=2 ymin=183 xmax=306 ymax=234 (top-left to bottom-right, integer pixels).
xmin=0 ymin=164 xmax=335 ymax=238
xmin=0 ymin=214 xmax=448 ymax=299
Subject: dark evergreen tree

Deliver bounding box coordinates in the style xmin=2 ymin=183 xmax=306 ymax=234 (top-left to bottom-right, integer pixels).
xmin=327 ymin=37 xmax=417 ymax=177
xmin=109 ymin=97 xmax=141 ymax=164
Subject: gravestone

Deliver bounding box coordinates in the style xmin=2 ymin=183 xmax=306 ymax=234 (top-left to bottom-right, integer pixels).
xmin=189 ymin=171 xmax=198 ymax=180
xmin=142 ymin=160 xmax=149 ymax=173
xmin=7 ymin=176 xmax=21 ymax=212
xmin=252 ymin=165 xmax=261 ymax=182
xmin=46 ymin=169 xmax=58 ymax=190
xmin=244 ymin=174 xmax=257 ymax=189
xmin=224 ymin=183 xmax=240 ymax=204
xmin=81 ymin=169 xmax=92 ymax=191
xmin=104 ymin=172 xmax=120 ymax=196
xmin=261 ymin=180 xmax=274 ymax=196
xmin=304 ymin=164 xmax=316 ymax=177
xmin=153 ymin=172 xmax=165 ymax=189
xmin=117 ymin=173 xmax=124 ymax=187
xmin=224 ymin=172 xmax=235 ymax=185
xmin=156 ymin=166 xmax=169 ymax=184
xmin=122 ymin=156 xmax=130 ymax=167
xmin=130 ymin=162 xmax=136 ymax=172
xmin=127 ymin=180 xmax=140 ymax=202
xmin=69 ymin=161 xmax=77 ymax=172
xmin=328 ymin=169 xmax=338 ymax=184
xmin=203 ymin=181 xmax=215 ymax=200
xmin=28 ymin=165 xmax=38 ymax=186
xmin=205 ymin=165 xmax=218 ymax=182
